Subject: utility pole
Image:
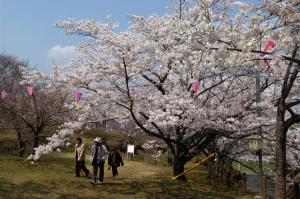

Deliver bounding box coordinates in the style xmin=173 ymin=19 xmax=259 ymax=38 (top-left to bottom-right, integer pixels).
xmin=256 ymin=71 xmax=264 ymax=197
xmin=147 ymin=120 xmax=149 ymax=155
xmin=179 ymin=0 xmax=184 ymax=20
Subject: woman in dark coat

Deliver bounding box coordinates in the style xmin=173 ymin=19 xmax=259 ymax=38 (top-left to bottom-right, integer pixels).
xmin=108 ymin=146 xmax=124 ymax=177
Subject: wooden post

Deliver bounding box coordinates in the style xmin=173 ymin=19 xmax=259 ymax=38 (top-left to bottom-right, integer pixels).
xmin=226 ymin=171 xmax=231 ymax=190
xmin=208 ymin=159 xmax=212 ymax=178
xmin=294 ymin=182 xmax=299 ymax=199
xmin=213 ymin=161 xmax=217 ymax=178
xmin=262 ymin=175 xmax=267 ymax=199
xmin=220 ymin=166 xmax=224 ymax=182
xmin=242 ymin=173 xmax=247 ymax=193
xmin=244 ymin=178 xmax=247 ymax=193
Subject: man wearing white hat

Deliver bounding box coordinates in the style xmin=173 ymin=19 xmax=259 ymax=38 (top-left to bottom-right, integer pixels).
xmin=90 ymin=137 xmax=108 ymax=185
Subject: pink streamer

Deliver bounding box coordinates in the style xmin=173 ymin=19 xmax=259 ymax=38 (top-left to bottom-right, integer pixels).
xmin=27 ymin=86 xmax=33 ymax=96
xmin=193 ymin=80 xmax=200 ymax=92
xmin=75 ymin=91 xmax=81 ymax=102
xmin=264 ymin=60 xmax=271 ymax=69
xmin=260 ymin=40 xmax=276 ymax=69
xmin=263 ymin=40 xmax=275 ymax=53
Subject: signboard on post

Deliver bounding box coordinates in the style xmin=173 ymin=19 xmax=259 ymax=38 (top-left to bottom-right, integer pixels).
xmin=248 ymin=138 xmax=263 ymax=150
xmin=127 ymin=144 xmax=135 ymax=160
xmin=127 ymin=144 xmax=135 ymax=155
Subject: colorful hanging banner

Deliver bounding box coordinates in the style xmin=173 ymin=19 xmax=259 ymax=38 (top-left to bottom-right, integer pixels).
xmin=75 ymin=92 xmax=78 ymax=102
xmin=260 ymin=40 xmax=276 ymax=69
xmin=1 ymin=90 xmax=8 ymax=99
xmin=193 ymin=80 xmax=200 ymax=92
xmin=263 ymin=60 xmax=271 ymax=69
xmin=75 ymin=91 xmax=82 ymax=102
xmin=261 ymin=40 xmax=276 ymax=56
xmin=27 ymin=86 xmax=34 ymax=96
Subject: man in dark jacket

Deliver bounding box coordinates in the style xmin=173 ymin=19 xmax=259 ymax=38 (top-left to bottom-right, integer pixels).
xmin=108 ymin=146 xmax=124 ymax=177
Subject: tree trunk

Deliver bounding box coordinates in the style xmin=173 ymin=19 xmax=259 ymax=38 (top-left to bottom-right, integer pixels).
xmin=173 ymin=156 xmax=186 ymax=181
xmin=294 ymin=182 xmax=299 ymax=199
xmin=32 ymin=133 xmax=39 ymax=155
xmin=275 ymin=104 xmax=287 ymax=199
xmin=18 ymin=139 xmax=26 ymax=157
xmin=16 ymin=129 xmax=26 ymax=157
xmin=226 ymin=170 xmax=231 ymax=190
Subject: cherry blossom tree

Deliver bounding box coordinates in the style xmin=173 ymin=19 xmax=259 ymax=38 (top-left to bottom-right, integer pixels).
xmin=0 ymin=54 xmax=31 ymax=157
xmin=1 ymin=82 xmax=72 ymax=155
xmin=20 ymin=1 xmax=300 ymax=192
xmin=224 ymin=1 xmax=300 ymax=198
xmin=21 ymin=0 xmax=270 ymax=179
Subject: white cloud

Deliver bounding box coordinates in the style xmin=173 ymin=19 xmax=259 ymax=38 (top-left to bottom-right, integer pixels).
xmin=47 ymin=45 xmax=76 ymax=64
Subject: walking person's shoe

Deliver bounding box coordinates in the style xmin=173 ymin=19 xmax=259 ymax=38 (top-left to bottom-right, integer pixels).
xmin=91 ymin=180 xmax=96 ymax=186
xmin=97 ymin=181 xmax=103 ymax=184
xmin=85 ymin=171 xmax=90 ymax=178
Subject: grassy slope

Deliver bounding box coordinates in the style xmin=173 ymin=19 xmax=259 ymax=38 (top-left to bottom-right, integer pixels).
xmin=0 ymin=130 xmax=255 ymax=199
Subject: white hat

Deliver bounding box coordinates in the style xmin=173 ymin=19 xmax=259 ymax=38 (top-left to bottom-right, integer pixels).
xmin=94 ymin=137 xmax=102 ymax=143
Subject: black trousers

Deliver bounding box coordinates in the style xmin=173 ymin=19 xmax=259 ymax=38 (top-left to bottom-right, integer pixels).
xmin=112 ymin=165 xmax=118 ymax=177
xmin=92 ymin=160 xmax=105 ymax=182
xmin=76 ymin=160 xmax=89 ymax=176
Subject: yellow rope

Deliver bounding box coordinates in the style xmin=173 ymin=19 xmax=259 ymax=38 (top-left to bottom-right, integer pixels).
xmin=171 ymin=153 xmax=216 ymax=180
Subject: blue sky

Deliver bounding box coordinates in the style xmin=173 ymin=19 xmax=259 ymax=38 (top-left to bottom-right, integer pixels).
xmin=0 ymin=0 xmax=170 ymax=72
xmin=0 ymin=0 xmax=261 ymax=73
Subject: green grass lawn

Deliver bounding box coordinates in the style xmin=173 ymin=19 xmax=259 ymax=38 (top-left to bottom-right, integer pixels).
xmin=0 ymin=130 xmax=256 ymax=199
xmin=0 ymin=152 xmax=256 ymax=199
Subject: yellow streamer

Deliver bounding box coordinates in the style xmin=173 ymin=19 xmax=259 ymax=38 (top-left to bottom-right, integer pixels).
xmin=171 ymin=153 xmax=216 ymax=180
xmin=75 ymin=102 xmax=81 ymax=109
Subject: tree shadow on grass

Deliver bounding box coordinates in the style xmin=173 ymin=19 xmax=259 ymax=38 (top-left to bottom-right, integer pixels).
xmin=0 ymin=178 xmax=50 ymax=199
xmin=98 ymin=176 xmax=238 ymax=199
xmin=0 ymin=174 xmax=243 ymax=199
xmin=0 ymin=178 xmax=100 ymax=199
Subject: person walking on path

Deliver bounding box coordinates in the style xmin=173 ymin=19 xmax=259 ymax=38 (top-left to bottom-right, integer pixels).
xmin=90 ymin=137 xmax=108 ymax=185
xmin=75 ymin=137 xmax=90 ymax=177
xmin=108 ymin=146 xmax=124 ymax=177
